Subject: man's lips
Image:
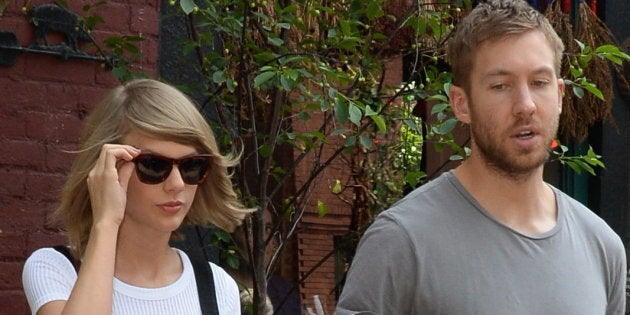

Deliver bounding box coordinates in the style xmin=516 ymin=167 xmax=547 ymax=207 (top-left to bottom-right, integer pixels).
xmin=511 ymin=126 xmax=539 ymax=139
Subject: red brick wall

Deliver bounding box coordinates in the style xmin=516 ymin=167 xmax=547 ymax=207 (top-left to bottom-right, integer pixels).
xmin=0 ymin=1 xmax=158 ymax=313
xmin=297 ymin=57 xmax=403 ymax=315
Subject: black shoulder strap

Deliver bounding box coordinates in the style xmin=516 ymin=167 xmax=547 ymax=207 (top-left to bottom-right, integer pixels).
xmin=53 ymin=245 xmax=80 ymax=272
xmin=188 ymin=253 xmax=220 ymax=315
xmin=52 ymin=245 xmax=219 ymax=315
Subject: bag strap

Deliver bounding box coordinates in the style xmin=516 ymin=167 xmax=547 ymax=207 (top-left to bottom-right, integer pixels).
xmin=51 ymin=246 xmax=219 ymax=315
xmin=187 ymin=251 xmax=220 ymax=315
xmin=52 ymin=245 xmax=80 ymax=271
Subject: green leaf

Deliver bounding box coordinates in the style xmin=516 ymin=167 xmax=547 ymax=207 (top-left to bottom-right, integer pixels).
xmin=595 ymin=44 xmax=623 ymax=55
xmin=344 ymin=135 xmax=357 ymax=147
xmin=254 ymin=71 xmax=276 ymax=88
xmin=431 ymin=103 xmax=449 ymax=115
xmin=280 ymin=75 xmax=293 ymax=91
xmin=180 ymin=0 xmax=196 ymax=15
xmin=334 ymin=99 xmax=349 ymax=124
xmin=268 ymin=37 xmax=285 ymax=46
xmin=212 ymin=71 xmax=227 ymax=84
xmin=359 ymin=135 xmax=373 ymax=149
xmin=365 ymin=1 xmax=384 ymax=19
xmin=298 ymin=111 xmax=310 ymax=121
xmin=317 ymin=200 xmax=328 ymax=217
xmin=226 ymin=79 xmax=236 ymax=92
xmin=331 ymin=128 xmax=350 ymax=136
xmin=258 ymin=144 xmax=272 ymax=158
xmin=330 ymin=179 xmax=342 ymax=194
xmin=225 ymin=254 xmax=240 ymax=270
xmin=276 ymin=22 xmax=291 ymax=29
xmin=370 ymin=115 xmax=387 ymax=132
xmin=582 ymin=83 xmax=604 ymax=101
xmin=428 ymin=94 xmax=448 ymax=102
xmin=434 ymin=118 xmax=457 ymax=135
xmin=348 ymin=103 xmax=363 ymax=126
xmin=404 ymin=171 xmax=426 ymax=187
xmin=572 ymin=85 xmax=585 ymax=99
xmin=573 ymin=39 xmax=586 ymax=53
xmin=364 ymin=105 xmax=378 ymax=116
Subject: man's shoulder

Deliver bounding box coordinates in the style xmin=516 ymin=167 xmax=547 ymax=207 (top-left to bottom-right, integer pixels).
xmin=554 ymin=187 xmax=624 ymax=248
xmin=376 ymin=171 xmax=469 ymax=228
xmin=390 ymin=171 xmax=462 ymax=207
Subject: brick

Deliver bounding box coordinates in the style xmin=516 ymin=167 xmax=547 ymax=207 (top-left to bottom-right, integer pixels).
xmin=138 ymin=37 xmax=159 ymax=68
xmin=92 ymin=2 xmax=131 ymax=33
xmin=0 ymin=79 xmax=48 ymax=112
xmin=0 ymin=290 xmax=28 ymax=315
xmin=0 ymin=233 xmax=26 ymax=259
xmin=0 ymin=168 xmax=26 ymax=197
xmin=0 ymin=262 xmax=23 ymax=289
xmin=0 ymin=111 xmax=27 ymax=139
xmin=130 ymin=4 xmax=159 ymax=35
xmin=78 ymin=86 xmax=111 ymax=112
xmin=299 ymin=249 xmax=333 ymax=257
xmin=0 ymin=201 xmax=48 ymax=232
xmin=26 ymin=231 xmax=68 ymax=256
xmin=46 ymin=144 xmax=78 ymax=172
xmin=94 ymin=62 xmax=122 ymax=86
xmin=25 ymin=112 xmax=84 ymax=144
xmin=25 ymin=172 xmax=65 ymax=201
xmin=45 ymin=83 xmax=83 ymax=113
xmin=298 ymin=233 xmax=333 ymax=240
xmin=0 ymin=139 xmax=46 ymax=169
xmin=24 ymin=57 xmax=96 ymax=85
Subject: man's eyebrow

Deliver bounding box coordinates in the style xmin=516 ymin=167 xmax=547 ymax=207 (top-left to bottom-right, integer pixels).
xmin=481 ymin=66 xmax=555 ymax=79
xmin=531 ymin=66 xmax=556 ymax=76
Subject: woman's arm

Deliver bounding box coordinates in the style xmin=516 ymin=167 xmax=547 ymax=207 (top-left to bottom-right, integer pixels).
xmin=37 ymin=145 xmax=139 ymax=315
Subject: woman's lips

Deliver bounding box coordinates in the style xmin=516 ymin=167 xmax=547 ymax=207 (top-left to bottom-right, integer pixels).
xmin=159 ymin=201 xmax=183 ymax=214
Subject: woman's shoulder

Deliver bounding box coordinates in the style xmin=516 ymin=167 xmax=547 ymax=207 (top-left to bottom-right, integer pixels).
xmin=23 ymin=247 xmax=77 ymax=314
xmin=173 ymin=248 xmax=238 ymax=288
xmin=25 ymin=247 xmax=76 ymax=270
xmin=173 ymin=248 xmax=241 ymax=312
xmin=208 ymin=261 xmax=238 ymax=289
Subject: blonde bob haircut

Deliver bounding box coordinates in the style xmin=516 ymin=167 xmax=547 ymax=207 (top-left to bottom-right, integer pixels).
xmin=54 ymin=78 xmax=254 ymax=257
xmin=446 ymin=0 xmax=565 ymax=92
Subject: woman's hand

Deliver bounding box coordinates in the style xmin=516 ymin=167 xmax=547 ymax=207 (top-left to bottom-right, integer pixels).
xmin=87 ymin=144 xmax=140 ymax=228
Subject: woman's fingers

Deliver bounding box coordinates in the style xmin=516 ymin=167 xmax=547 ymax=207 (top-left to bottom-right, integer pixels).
xmin=87 ymin=144 xmax=140 ymax=226
xmin=117 ymin=161 xmax=135 ymax=192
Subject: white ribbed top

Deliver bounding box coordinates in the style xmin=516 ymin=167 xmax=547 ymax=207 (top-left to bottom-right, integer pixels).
xmin=22 ymin=247 xmax=241 ymax=314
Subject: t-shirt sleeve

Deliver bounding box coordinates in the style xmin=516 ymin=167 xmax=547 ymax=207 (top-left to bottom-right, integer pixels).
xmin=335 ymin=213 xmax=417 ymax=315
xmin=605 ymin=233 xmax=627 ymax=315
xmin=22 ymin=248 xmax=78 ymax=314
xmin=209 ymin=262 xmax=241 ymax=314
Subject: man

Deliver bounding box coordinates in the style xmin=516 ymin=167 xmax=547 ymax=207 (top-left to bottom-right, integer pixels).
xmin=335 ymin=1 xmax=626 ymax=314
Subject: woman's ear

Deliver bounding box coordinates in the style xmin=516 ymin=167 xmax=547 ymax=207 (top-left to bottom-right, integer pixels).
xmin=450 ymin=85 xmax=471 ymax=124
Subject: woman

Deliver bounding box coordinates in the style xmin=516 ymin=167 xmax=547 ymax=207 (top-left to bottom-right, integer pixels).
xmin=22 ymin=79 xmax=253 ymax=314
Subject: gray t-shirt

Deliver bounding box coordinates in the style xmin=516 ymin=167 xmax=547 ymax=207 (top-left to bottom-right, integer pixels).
xmin=336 ymin=171 xmax=626 ymax=315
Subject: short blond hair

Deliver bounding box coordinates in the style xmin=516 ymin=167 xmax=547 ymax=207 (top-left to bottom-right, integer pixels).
xmin=54 ymin=79 xmax=254 ymax=257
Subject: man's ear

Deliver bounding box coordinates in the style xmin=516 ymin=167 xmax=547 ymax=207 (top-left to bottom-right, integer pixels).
xmin=557 ymin=78 xmax=564 ymax=114
xmin=450 ymin=85 xmax=471 ymax=124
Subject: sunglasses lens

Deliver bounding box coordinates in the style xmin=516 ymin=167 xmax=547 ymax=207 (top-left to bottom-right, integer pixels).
xmin=135 ymin=155 xmax=172 ymax=184
xmin=179 ymin=156 xmax=211 ymax=184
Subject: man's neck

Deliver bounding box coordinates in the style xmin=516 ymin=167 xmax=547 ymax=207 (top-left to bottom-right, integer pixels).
xmin=453 ymin=158 xmax=557 ymax=235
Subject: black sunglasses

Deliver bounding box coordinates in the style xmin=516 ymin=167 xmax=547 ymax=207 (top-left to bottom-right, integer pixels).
xmin=132 ymin=154 xmax=213 ymax=185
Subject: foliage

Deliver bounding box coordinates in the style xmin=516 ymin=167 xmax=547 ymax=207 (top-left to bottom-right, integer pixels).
xmin=552 ymin=141 xmax=605 ymax=176
xmin=566 ymin=39 xmax=630 ymax=100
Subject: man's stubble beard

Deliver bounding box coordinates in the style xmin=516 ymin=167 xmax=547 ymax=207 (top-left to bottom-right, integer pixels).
xmin=469 ymin=115 xmax=558 ymax=181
